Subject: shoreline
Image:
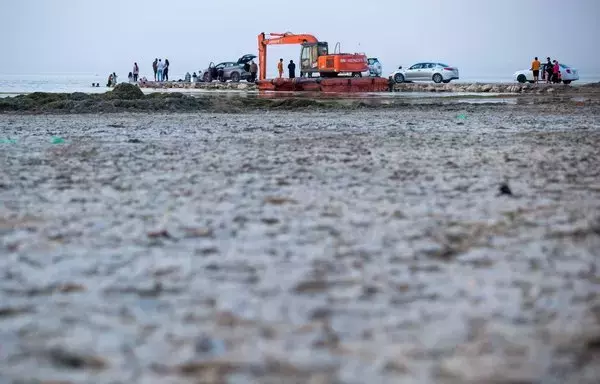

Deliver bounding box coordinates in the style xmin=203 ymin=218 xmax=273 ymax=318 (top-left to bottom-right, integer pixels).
xmin=0 ymin=82 xmax=599 ymax=115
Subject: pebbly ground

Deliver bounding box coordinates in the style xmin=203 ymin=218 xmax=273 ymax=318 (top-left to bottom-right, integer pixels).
xmin=1 ymin=103 xmax=600 ymax=384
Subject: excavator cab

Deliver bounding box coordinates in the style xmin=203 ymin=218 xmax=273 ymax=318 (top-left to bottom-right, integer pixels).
xmin=300 ymin=42 xmax=328 ymax=77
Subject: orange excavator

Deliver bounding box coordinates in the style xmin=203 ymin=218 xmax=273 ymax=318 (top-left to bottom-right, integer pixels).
xmin=258 ymin=32 xmax=368 ymax=80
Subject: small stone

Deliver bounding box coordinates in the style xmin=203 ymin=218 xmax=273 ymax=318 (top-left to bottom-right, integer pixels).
xmin=58 ymin=283 xmax=86 ymax=293
xmin=147 ymin=229 xmax=171 ymax=239
xmin=264 ymin=196 xmax=297 ymax=205
xmin=499 ymin=182 xmax=513 ymax=196
xmin=182 ymin=227 xmax=213 ymax=238
xmin=48 ymin=347 xmax=107 ymax=370
xmin=294 ymin=280 xmax=328 ymax=294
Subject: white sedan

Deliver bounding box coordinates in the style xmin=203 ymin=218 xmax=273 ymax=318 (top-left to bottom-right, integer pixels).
xmin=514 ymin=63 xmax=579 ymax=84
xmin=390 ymin=62 xmax=460 ymax=84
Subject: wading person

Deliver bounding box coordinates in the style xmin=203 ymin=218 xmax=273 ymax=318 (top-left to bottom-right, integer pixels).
xmin=152 ymin=58 xmax=158 ymax=81
xmin=531 ymin=56 xmax=541 ymax=83
xmin=288 ymin=60 xmax=296 ymax=79
xmin=277 ymin=58 xmax=284 ymax=78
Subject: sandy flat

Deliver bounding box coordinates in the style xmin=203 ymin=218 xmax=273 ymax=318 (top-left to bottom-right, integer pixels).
xmin=1 ymin=103 xmax=599 ymax=384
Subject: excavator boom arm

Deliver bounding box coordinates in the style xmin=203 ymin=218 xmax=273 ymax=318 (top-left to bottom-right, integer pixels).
xmin=258 ymin=32 xmax=319 ymax=80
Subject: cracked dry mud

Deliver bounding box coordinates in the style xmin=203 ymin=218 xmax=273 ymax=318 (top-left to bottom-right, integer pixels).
xmin=1 ymin=103 xmax=600 ymax=384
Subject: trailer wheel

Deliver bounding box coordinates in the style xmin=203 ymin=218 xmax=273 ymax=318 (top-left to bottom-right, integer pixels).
xmin=352 ymin=72 xmax=362 ymax=77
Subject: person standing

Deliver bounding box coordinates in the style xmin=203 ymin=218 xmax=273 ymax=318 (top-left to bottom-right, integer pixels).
xmin=277 ymin=58 xmax=284 ymax=78
xmin=553 ymin=60 xmax=560 ymax=83
xmin=157 ymin=59 xmax=164 ymax=82
xmin=152 ymin=59 xmax=158 ymax=81
xmin=288 ymin=60 xmax=296 ymax=79
xmin=133 ymin=62 xmax=139 ymax=82
xmin=164 ymin=59 xmax=170 ymax=82
xmin=112 ymin=72 xmax=118 ymax=85
xmin=545 ymin=57 xmax=553 ymax=84
xmin=531 ymin=57 xmax=541 ymax=83
xmin=249 ymin=60 xmax=258 ymax=82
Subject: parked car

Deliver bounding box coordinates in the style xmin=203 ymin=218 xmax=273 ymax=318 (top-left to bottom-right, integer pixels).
xmin=514 ymin=63 xmax=579 ymax=84
xmin=201 ymin=54 xmax=256 ymax=83
xmin=390 ymin=62 xmax=460 ymax=84
xmin=366 ymin=58 xmax=382 ymax=77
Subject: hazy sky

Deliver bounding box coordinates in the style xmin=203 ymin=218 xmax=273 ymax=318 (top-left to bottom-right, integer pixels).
xmin=2 ymin=0 xmax=599 ymax=79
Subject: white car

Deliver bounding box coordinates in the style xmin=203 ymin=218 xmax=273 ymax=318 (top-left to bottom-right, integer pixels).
xmin=390 ymin=62 xmax=460 ymax=84
xmin=514 ymin=63 xmax=579 ymax=84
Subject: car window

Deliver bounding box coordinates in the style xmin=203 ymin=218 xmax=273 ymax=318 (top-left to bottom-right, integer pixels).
xmin=438 ymin=63 xmax=449 ymax=67
xmin=409 ymin=64 xmax=421 ymax=70
xmin=424 ymin=63 xmax=434 ymax=69
xmin=368 ymin=59 xmax=375 ymax=65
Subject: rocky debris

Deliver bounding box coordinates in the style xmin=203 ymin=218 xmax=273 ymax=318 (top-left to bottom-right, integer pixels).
xmin=108 ymin=83 xmax=145 ymax=100
xmin=46 ymin=347 xmax=107 ymax=370
xmin=2 ymin=81 xmax=597 ymax=114
xmin=393 ymin=82 xmax=580 ymax=94
xmin=139 ymin=80 xmax=257 ymax=91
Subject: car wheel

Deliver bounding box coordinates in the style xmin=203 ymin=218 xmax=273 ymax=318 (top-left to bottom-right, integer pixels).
xmin=352 ymin=72 xmax=362 ymax=78
xmin=231 ymin=72 xmax=240 ymax=83
xmin=432 ymin=73 xmax=443 ymax=84
xmin=563 ymin=80 xmax=572 ymax=85
xmin=203 ymin=72 xmax=212 ymax=83
xmin=394 ymin=73 xmax=405 ymax=83
xmin=517 ymin=74 xmax=527 ymax=83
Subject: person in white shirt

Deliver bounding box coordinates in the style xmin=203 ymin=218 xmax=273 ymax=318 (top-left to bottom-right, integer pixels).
xmin=157 ymin=59 xmax=165 ymax=82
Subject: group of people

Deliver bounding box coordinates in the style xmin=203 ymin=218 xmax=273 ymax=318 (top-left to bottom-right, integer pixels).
xmin=127 ymin=62 xmax=140 ymax=83
xmin=277 ymin=58 xmax=296 ymax=79
xmin=152 ymin=58 xmax=170 ymax=82
xmin=243 ymin=60 xmax=259 ymax=82
xmin=531 ymin=57 xmax=563 ymax=84
xmin=106 ymin=72 xmax=118 ymax=87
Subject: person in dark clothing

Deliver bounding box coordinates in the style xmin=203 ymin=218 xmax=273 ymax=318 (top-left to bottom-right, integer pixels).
xmin=545 ymin=57 xmax=553 ymax=84
xmin=249 ymin=61 xmax=258 ymax=82
xmin=152 ymin=59 xmax=158 ymax=81
xmin=163 ymin=59 xmax=170 ymax=81
xmin=288 ymin=60 xmax=296 ymax=79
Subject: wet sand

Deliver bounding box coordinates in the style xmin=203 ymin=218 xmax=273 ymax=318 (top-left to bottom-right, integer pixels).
xmin=1 ymin=101 xmax=600 ymax=384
